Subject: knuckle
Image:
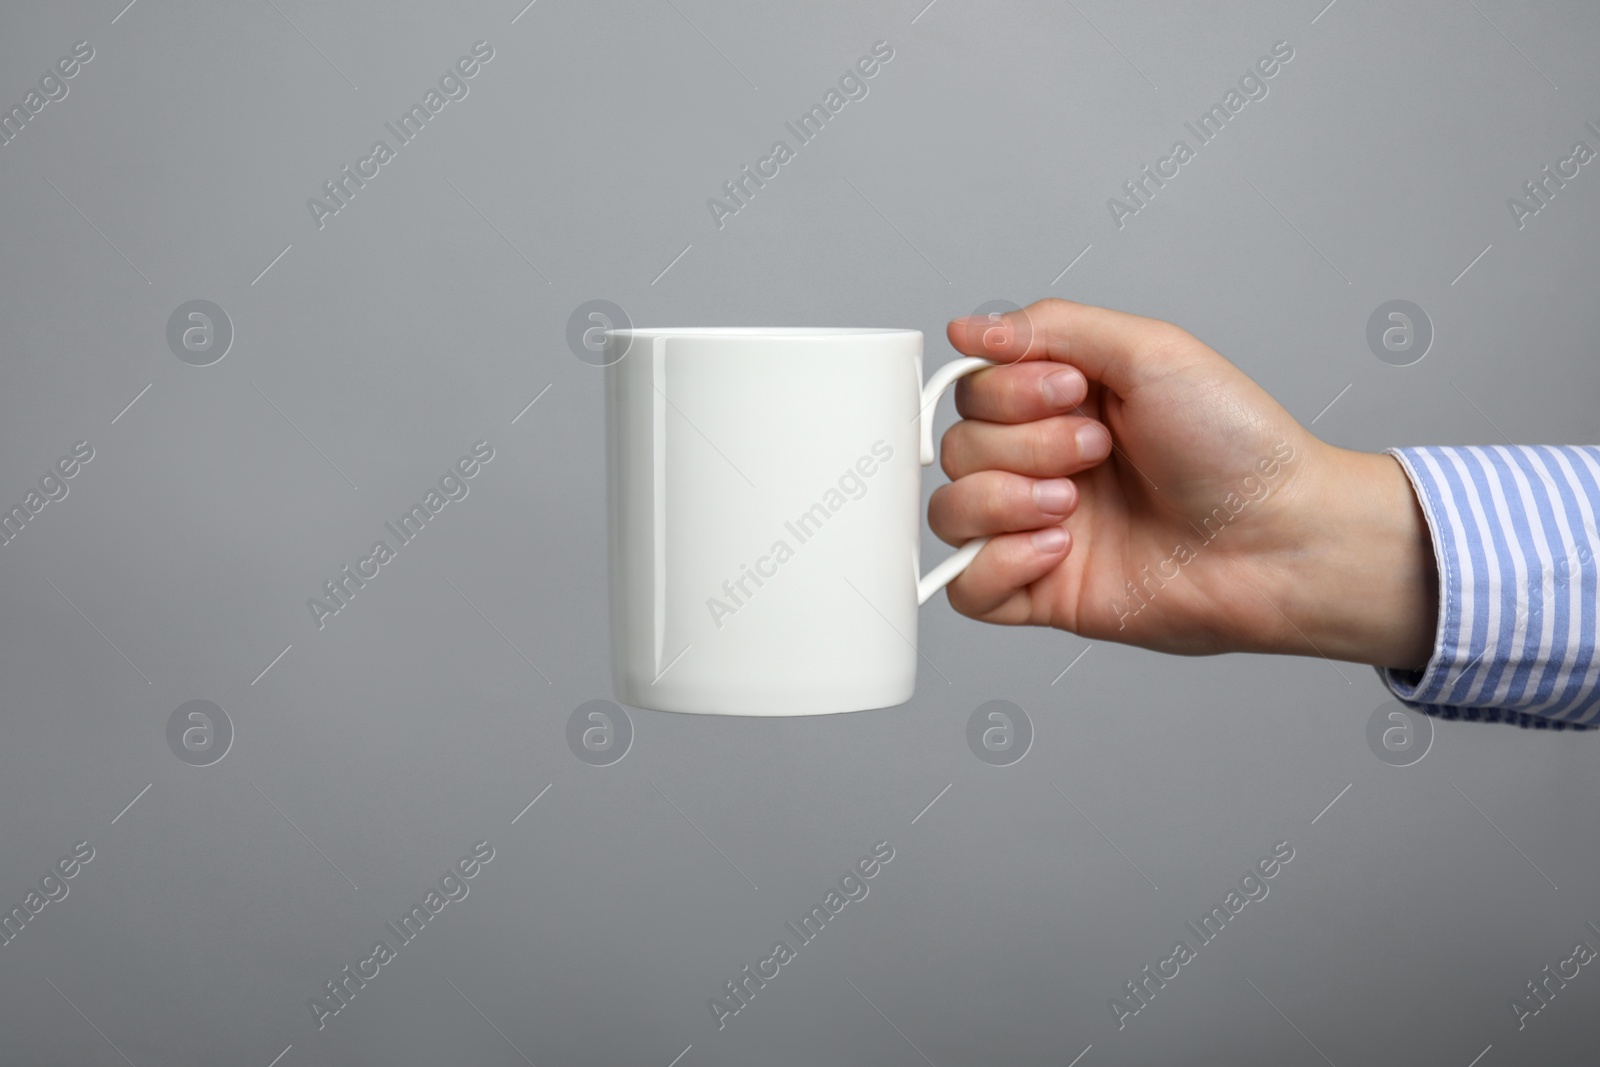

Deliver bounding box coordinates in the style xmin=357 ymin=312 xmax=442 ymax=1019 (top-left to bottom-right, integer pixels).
xmin=980 ymin=473 xmax=1012 ymax=520
xmin=1136 ymin=321 xmax=1193 ymax=365
xmin=939 ymin=424 xmax=966 ymax=478
xmin=1027 ymin=421 xmax=1062 ymax=474
xmin=952 ymin=377 xmax=973 ymax=416
xmin=1002 ymin=369 xmax=1039 ymax=418
xmin=953 ymin=372 xmax=991 ymax=418
xmin=944 ymin=577 xmax=981 ymax=618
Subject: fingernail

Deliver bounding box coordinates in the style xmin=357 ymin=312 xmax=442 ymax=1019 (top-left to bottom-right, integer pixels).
xmin=1076 ymin=423 xmax=1112 ymax=461
xmin=1032 ymin=479 xmax=1075 ymax=516
xmin=1041 ymin=370 xmax=1083 ymax=408
xmin=1032 ymin=526 xmax=1069 ymax=553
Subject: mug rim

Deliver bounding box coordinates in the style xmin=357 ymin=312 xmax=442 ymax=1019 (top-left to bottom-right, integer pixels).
xmin=604 ymin=327 xmax=919 ymax=339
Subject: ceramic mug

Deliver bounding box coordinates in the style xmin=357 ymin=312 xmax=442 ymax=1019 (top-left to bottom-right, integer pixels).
xmin=605 ymin=327 xmax=996 ymax=715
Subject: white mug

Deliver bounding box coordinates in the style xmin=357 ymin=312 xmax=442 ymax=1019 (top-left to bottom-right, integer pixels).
xmin=605 ymin=327 xmax=995 ymax=715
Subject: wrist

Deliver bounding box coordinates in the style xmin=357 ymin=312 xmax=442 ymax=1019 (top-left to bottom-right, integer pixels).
xmin=1261 ymin=444 xmax=1439 ymax=669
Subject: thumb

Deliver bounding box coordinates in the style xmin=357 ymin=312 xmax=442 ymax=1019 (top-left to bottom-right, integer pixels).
xmin=948 ymin=298 xmax=1187 ymax=397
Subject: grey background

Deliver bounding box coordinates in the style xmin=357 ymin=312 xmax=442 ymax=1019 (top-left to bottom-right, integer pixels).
xmin=2 ymin=0 xmax=1598 ymax=1064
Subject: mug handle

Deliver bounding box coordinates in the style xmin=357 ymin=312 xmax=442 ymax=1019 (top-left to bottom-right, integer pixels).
xmin=916 ymin=356 xmax=1000 ymax=606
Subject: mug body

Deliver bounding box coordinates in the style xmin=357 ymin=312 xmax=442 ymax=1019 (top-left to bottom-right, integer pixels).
xmin=606 ymin=328 xmax=924 ymax=715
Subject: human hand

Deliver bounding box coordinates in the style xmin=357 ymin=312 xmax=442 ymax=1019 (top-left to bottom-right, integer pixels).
xmin=928 ymin=298 xmax=1437 ymax=669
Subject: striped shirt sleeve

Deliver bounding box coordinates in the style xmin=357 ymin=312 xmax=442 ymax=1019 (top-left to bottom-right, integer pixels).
xmin=1376 ymin=446 xmax=1600 ymax=730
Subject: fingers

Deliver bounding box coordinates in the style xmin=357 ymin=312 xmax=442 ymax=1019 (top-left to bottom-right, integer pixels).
xmin=947 ymin=297 xmax=1193 ymax=396
xmin=953 ymin=361 xmax=1088 ymax=424
xmin=944 ymin=527 xmax=1070 ymax=624
xmin=928 ymin=470 xmax=1078 ymax=544
xmin=941 ymin=414 xmax=1113 ymax=480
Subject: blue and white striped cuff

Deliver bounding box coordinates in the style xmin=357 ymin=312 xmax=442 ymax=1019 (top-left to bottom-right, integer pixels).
xmin=1375 ymin=445 xmax=1600 ymax=730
